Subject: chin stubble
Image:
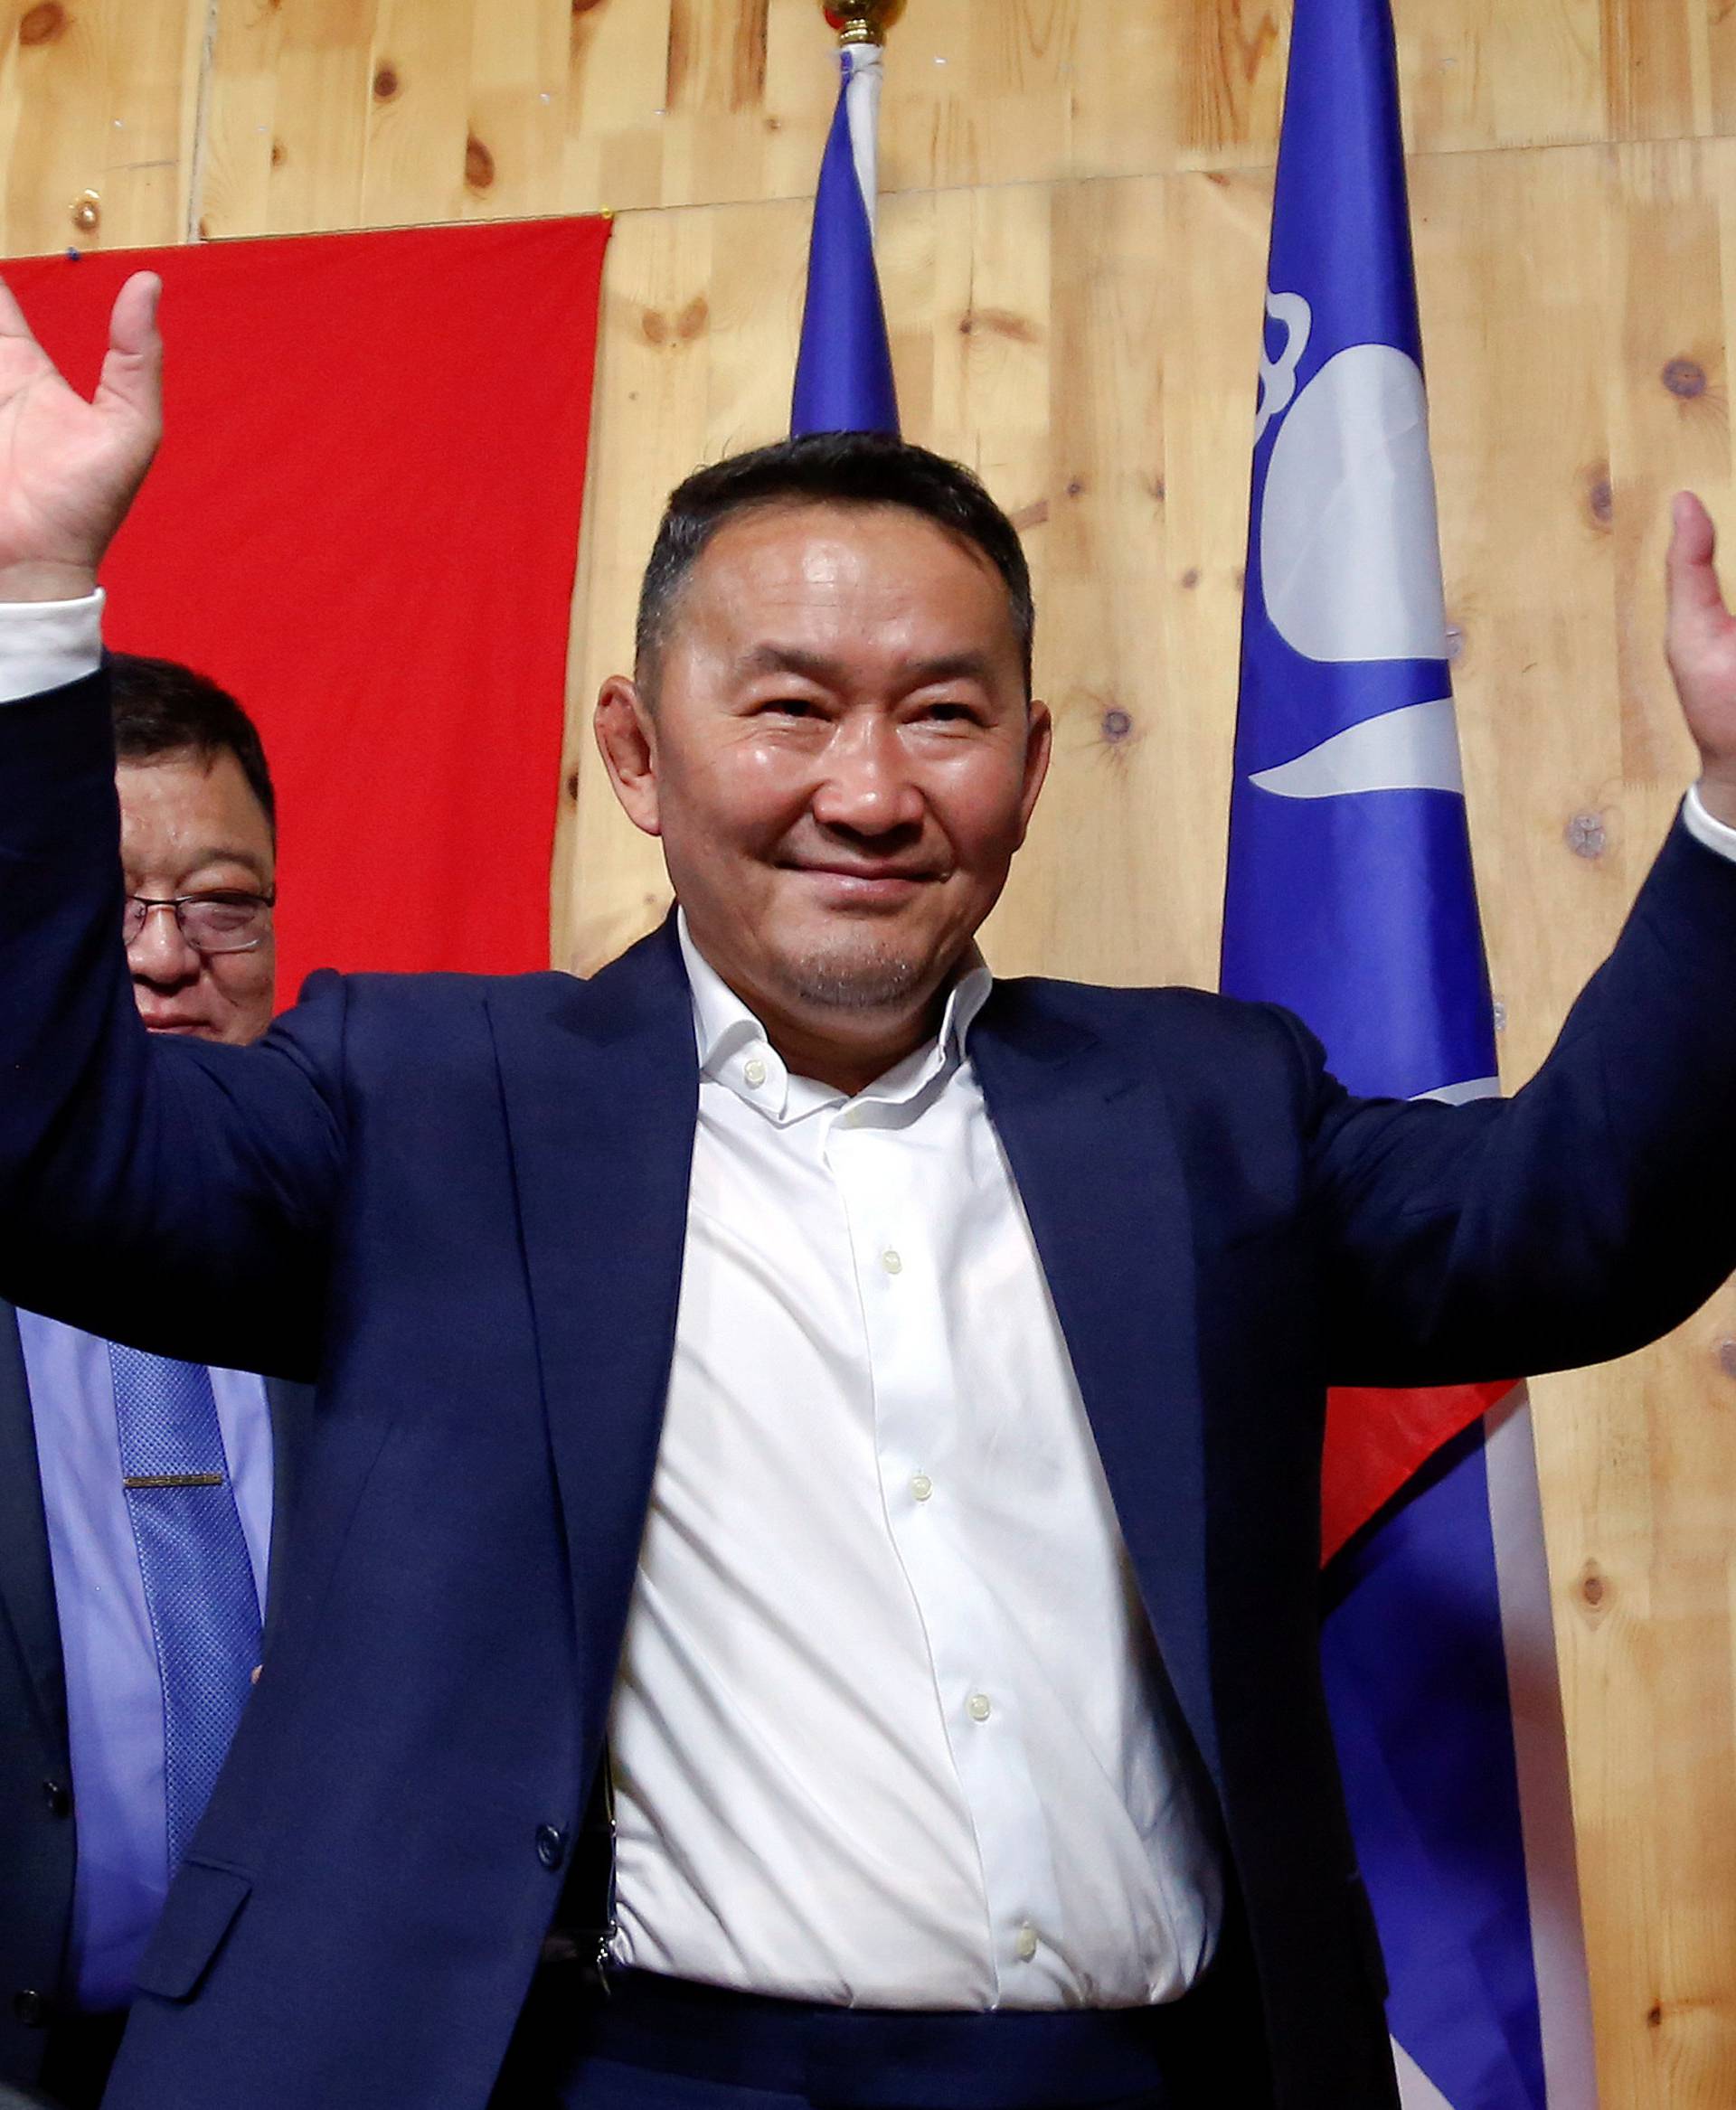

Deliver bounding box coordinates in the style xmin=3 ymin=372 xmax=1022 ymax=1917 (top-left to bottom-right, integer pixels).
xmin=772 ymin=943 xmax=927 ymax=1012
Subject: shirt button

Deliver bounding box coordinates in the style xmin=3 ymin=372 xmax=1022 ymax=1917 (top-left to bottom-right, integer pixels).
xmin=534 ymin=1824 xmax=567 ymax=1871
xmin=881 ymin=1248 xmax=902 ymax=1275
xmin=1015 ymin=1924 xmax=1039 ymax=1962
xmin=743 ymin=1056 xmax=768 ymax=1088
xmin=910 ymin=1473 xmax=933 ymax=1502
xmin=967 ymin=1692 xmax=992 ymax=1723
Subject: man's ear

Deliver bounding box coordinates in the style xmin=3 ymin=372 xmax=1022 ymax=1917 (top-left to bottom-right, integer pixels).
xmin=1015 ymin=698 xmax=1053 ymax=845
xmin=594 ymin=675 xmax=662 ymax=837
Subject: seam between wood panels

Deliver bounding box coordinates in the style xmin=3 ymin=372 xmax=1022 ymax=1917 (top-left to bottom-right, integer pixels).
xmin=596 ymin=125 xmax=1736 ymax=228
xmin=184 ymin=0 xmax=221 ymax=244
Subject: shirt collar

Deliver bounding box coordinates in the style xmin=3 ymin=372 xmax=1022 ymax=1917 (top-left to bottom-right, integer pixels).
xmin=675 ymin=909 xmax=993 ymax=1125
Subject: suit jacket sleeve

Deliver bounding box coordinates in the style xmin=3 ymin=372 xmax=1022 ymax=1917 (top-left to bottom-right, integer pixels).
xmin=1291 ymin=814 xmax=1736 ymax=1384
xmin=0 ymin=675 xmax=344 ymax=1382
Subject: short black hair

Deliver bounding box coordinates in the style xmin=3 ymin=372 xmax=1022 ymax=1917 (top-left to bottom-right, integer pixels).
xmin=109 ymin=654 xmax=277 ymax=837
xmin=635 ymin=431 xmax=1035 ymax=695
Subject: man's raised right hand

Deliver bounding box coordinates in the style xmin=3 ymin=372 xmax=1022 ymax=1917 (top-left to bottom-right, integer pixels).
xmin=0 ymin=269 xmax=161 ymax=604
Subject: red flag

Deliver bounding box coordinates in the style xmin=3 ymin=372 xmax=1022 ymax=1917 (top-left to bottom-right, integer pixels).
xmin=9 ymin=218 xmax=610 ymax=994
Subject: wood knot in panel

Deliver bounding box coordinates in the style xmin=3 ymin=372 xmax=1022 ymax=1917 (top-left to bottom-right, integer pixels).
xmin=18 ymin=3 xmax=66 ymax=46
xmin=1662 ymin=356 xmax=1707 ymax=400
xmin=1146 ymin=474 xmax=1166 ymax=504
xmin=1180 ymin=568 xmax=1201 ymax=590
xmin=1564 ymin=810 xmax=1606 ymax=860
xmin=958 ymin=309 xmax=1039 ymax=345
xmin=1717 ymin=1338 xmax=1736 ymax=1382
xmin=675 ymin=296 xmax=708 ymax=342
xmin=269 ymin=137 xmax=286 ymax=168
xmin=1577 ymin=1559 xmax=1609 ymax=1620
xmin=465 ymin=135 xmax=495 ymax=192
xmin=564 ymin=768 xmax=581 ymax=804
xmin=373 ymin=64 xmax=401 ymax=101
xmin=1584 ymin=465 xmax=1613 ymax=530
xmin=1100 ymin=706 xmax=1135 ymax=744
xmin=1064 ymin=476 xmax=1087 ymax=500
xmin=640 ymin=308 xmax=669 ymax=345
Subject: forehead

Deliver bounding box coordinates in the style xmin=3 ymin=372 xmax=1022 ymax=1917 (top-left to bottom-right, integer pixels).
xmin=117 ymin=749 xmax=274 ymax=879
xmin=675 ymin=500 xmax=1019 ymax=662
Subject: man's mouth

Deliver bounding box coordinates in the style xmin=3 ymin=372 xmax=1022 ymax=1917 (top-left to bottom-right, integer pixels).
xmin=787 ymin=863 xmax=934 ymax=904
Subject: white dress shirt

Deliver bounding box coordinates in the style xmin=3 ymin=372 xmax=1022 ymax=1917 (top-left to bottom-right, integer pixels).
xmin=607 ymin=919 xmax=1222 ymax=2010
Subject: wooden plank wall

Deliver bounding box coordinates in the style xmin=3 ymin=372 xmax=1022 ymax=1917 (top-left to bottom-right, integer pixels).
xmin=2 ymin=0 xmax=1733 ymax=2098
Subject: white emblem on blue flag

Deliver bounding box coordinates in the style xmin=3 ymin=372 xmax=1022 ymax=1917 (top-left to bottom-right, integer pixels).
xmin=1255 ymin=288 xmax=1313 ymax=443
xmin=1261 ymin=343 xmax=1449 ymax=665
xmin=1250 ymin=695 xmax=1462 ymax=799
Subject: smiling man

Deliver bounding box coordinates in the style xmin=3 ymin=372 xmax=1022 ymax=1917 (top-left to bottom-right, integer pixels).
xmin=0 ymin=655 xmax=307 ymax=2110
xmin=5 ymin=280 xmax=1736 ymax=2110
xmin=594 ymin=448 xmax=1050 ymax=1094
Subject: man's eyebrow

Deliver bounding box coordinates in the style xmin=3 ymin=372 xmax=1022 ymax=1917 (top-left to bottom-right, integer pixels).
xmin=153 ymin=847 xmax=274 ymax=888
xmin=734 ymin=645 xmax=846 ymax=684
xmin=733 ymin=644 xmax=999 ymax=687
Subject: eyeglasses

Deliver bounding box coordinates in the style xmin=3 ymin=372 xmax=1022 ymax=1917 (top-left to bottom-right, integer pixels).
xmin=123 ymin=890 xmax=277 ymax=956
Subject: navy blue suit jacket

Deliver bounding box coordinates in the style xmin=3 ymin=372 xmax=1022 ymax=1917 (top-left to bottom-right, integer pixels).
xmin=4 ymin=675 xmax=1736 ymax=2110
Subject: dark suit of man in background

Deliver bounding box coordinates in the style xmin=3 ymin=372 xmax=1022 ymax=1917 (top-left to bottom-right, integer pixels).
xmin=0 ymin=658 xmax=308 ymax=2109
xmin=4 ymin=275 xmax=1736 ymax=2110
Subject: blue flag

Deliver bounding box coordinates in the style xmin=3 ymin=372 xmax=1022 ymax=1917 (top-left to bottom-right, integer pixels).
xmin=1221 ymin=1 xmax=1596 ymax=2103
xmin=792 ymin=42 xmax=899 ymax=438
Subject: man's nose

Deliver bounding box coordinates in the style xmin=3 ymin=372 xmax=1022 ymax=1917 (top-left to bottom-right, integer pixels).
xmin=810 ymin=718 xmax=925 ymax=835
xmin=127 ymin=902 xmax=202 ymax=985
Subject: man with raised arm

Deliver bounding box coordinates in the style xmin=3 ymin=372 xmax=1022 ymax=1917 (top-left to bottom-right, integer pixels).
xmin=1 ymin=276 xmax=1734 ymax=2110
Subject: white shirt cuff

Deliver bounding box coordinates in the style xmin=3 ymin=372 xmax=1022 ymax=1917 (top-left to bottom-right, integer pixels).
xmin=1683 ymin=782 xmax=1736 ymax=864
xmin=0 ymin=589 xmax=105 ymax=702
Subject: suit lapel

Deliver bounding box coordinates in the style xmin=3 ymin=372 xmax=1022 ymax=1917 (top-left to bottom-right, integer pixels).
xmin=0 ymin=1303 xmax=70 ymax=1758
xmin=971 ymin=993 xmax=1220 ymax=1782
xmin=261 ymin=1375 xmax=315 ymax=1649
xmin=487 ymin=924 xmax=698 ymax=1753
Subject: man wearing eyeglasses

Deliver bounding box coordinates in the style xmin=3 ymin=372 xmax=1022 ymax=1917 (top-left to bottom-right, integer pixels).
xmin=0 ymin=654 xmax=305 ymax=2110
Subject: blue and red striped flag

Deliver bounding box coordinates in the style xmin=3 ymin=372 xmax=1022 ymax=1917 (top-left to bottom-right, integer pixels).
xmin=791 ymin=33 xmax=899 ymax=437
xmin=1221 ymin=2 xmax=1597 ymax=2102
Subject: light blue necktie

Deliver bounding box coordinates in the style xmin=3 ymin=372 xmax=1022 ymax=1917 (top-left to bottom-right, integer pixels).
xmin=108 ymin=1342 xmax=262 ymax=1872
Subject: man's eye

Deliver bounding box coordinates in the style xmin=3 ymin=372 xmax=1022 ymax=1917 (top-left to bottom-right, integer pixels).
xmin=920 ymin=702 xmax=976 ymax=724
xmin=757 ymin=697 xmax=817 ymax=718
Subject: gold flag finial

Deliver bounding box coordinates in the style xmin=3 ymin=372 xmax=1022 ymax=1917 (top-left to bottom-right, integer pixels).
xmin=821 ymin=1 xmax=906 ymax=48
